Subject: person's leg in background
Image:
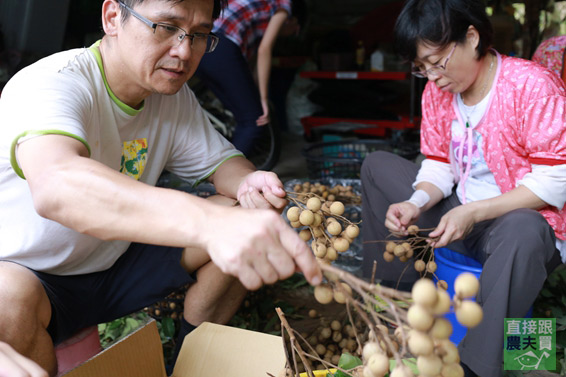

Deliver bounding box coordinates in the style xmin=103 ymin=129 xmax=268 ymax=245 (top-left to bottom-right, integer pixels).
xmin=458 ymin=209 xmax=561 ymax=377
xmin=196 ymin=34 xmax=264 ymax=156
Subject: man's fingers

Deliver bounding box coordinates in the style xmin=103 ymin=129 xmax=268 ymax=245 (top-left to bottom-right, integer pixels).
xmin=237 ymin=264 xmax=263 ymax=291
xmin=251 ymin=252 xmax=280 ymax=285
xmin=266 ymin=246 xmax=295 ymax=280
xmin=278 ymin=222 xmax=322 ymax=286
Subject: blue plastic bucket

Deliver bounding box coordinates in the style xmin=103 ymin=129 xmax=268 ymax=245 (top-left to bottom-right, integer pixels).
xmin=433 ymin=248 xmax=482 ymax=345
xmin=433 ymin=248 xmax=532 ymax=345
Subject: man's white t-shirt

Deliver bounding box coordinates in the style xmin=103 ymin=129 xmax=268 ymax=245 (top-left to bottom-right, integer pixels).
xmin=0 ymin=43 xmax=242 ymax=275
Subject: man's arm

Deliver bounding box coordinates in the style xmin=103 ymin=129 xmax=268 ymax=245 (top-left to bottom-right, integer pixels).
xmin=17 ymin=134 xmax=322 ymax=289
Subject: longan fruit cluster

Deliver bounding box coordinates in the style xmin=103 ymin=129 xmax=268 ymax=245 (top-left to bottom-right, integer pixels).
xmin=292 ymin=181 xmax=361 ymax=205
xmin=397 ymin=276 xmax=482 ymax=377
xmin=382 ymin=225 xmax=438 ymax=276
xmin=296 ymin=315 xmax=362 ymax=373
xmin=286 ymin=195 xmax=360 ymax=264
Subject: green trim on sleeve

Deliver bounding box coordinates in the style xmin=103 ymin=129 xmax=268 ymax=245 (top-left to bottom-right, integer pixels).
xmin=88 ymin=40 xmax=143 ymax=116
xmin=193 ymin=153 xmax=245 ymax=187
xmin=10 ymin=130 xmax=91 ymax=179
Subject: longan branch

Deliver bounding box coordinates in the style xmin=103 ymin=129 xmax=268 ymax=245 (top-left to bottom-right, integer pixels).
xmin=276 ymin=307 xmax=314 ymax=377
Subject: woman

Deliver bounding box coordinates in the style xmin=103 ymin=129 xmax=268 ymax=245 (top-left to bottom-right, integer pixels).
xmin=361 ymin=0 xmax=566 ymax=376
xmin=195 ymin=0 xmax=303 ymax=157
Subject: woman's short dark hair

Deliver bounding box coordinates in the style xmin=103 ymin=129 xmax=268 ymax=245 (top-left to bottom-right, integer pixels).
xmin=394 ymin=0 xmax=493 ymax=62
xmin=120 ymin=0 xmax=227 ymax=21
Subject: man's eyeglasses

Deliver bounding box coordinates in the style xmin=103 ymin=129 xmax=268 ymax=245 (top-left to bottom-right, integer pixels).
xmin=411 ymin=43 xmax=456 ymax=78
xmin=116 ymin=0 xmax=219 ymax=53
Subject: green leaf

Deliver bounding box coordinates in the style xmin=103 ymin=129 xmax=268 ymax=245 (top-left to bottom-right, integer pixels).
xmin=337 ymin=353 xmax=362 ymax=370
xmin=161 ymin=317 xmax=176 ymax=339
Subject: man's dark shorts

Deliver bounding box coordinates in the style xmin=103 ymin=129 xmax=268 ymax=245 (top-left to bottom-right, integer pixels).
xmin=31 ymin=243 xmax=194 ymax=345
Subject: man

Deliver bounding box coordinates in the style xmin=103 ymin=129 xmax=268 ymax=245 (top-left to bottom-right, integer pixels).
xmin=0 ymin=0 xmax=322 ymax=375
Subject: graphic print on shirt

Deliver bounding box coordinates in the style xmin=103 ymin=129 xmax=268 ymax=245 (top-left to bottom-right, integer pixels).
xmin=451 ymin=121 xmax=501 ymax=202
xmin=120 ymin=138 xmax=148 ymax=180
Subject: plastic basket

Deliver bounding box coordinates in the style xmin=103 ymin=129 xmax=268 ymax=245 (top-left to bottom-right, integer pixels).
xmin=433 ymin=248 xmax=482 ymax=345
xmin=434 ymin=248 xmax=532 ymax=345
xmin=302 ymin=139 xmax=419 ymax=180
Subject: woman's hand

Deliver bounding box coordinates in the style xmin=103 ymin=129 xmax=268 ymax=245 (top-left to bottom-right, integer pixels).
xmin=428 ymin=204 xmax=477 ymax=247
xmin=385 ymin=201 xmax=421 ymax=235
xmin=256 ymin=99 xmax=270 ymax=126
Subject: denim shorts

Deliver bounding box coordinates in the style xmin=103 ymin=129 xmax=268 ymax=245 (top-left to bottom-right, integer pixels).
xmin=32 ymin=243 xmax=194 ymax=345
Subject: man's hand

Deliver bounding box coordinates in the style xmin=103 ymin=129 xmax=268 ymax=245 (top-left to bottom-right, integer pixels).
xmin=236 ymin=171 xmax=287 ymax=211
xmin=203 ymin=205 xmax=322 ymax=290
xmin=0 ymin=342 xmax=48 ymax=377
xmin=385 ymin=201 xmax=421 ymax=235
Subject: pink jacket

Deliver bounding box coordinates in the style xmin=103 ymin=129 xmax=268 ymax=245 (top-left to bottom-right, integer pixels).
xmin=420 ymin=52 xmax=566 ymax=240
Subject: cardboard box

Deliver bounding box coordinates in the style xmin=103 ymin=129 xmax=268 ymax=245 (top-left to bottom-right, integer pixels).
xmin=63 ymin=318 xmax=286 ymax=377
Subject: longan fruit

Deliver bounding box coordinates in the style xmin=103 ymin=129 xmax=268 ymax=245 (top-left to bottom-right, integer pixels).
xmin=411 ymin=278 xmax=438 ymax=308
xmin=429 ymin=318 xmax=452 ymax=340
xmin=383 ymin=252 xmax=395 ymax=262
xmin=326 ymin=221 xmax=342 ymax=236
xmin=315 ymin=344 xmax=326 ymax=355
xmin=319 ymin=327 xmax=332 ymax=339
xmin=333 ymin=282 xmax=352 ymax=304
xmin=454 ymin=272 xmax=480 ymax=299
xmin=299 ymin=209 xmax=314 ymax=226
xmin=312 ymin=242 xmax=327 ymax=258
xmin=436 ymin=339 xmax=460 ymax=364
xmin=306 ymin=197 xmax=322 ymax=212
xmin=325 ymin=246 xmax=338 ymax=261
xmin=312 ymin=226 xmax=325 ymax=238
xmin=332 ymin=331 xmax=343 ymax=343
xmin=314 ymin=284 xmax=334 ymax=304
xmin=345 ymin=224 xmax=360 ymax=238
xmin=455 ymin=300 xmax=483 ymax=328
xmin=333 ymin=237 xmax=350 ymax=252
xmin=330 ymin=201 xmax=345 ymax=216
xmin=362 ymin=341 xmax=383 ymax=360
xmin=290 ymin=220 xmax=302 ymax=228
xmin=308 ymin=309 xmax=318 ymax=318
xmin=426 ymin=261 xmax=437 ymax=273
xmin=286 ymin=206 xmax=300 ymax=222
xmin=408 ymin=330 xmax=434 ymax=356
xmin=390 ymin=364 xmax=413 ymax=377
xmin=441 ymin=363 xmax=465 ymax=377
xmin=367 ymin=353 xmax=390 ymax=377
xmin=330 ymin=320 xmax=342 ymax=331
xmin=407 ymin=304 xmax=434 ymax=332
xmin=385 ymin=241 xmax=396 ymax=253
xmin=393 ymin=244 xmax=406 ymax=257
xmin=417 ymin=354 xmax=443 ymax=376
xmin=299 ymin=228 xmax=312 ymax=241
xmin=312 ymin=213 xmax=323 ymax=227
xmin=436 ymin=280 xmax=448 ymax=290
xmin=362 ymin=366 xmax=376 ymax=377
xmin=407 ymin=224 xmax=419 ymax=235
xmin=432 ymin=288 xmax=451 ymax=315
xmin=414 ymin=259 xmax=426 ymax=272
xmin=331 ymin=354 xmax=341 ymax=366
xmin=399 ymin=256 xmax=409 ymax=262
